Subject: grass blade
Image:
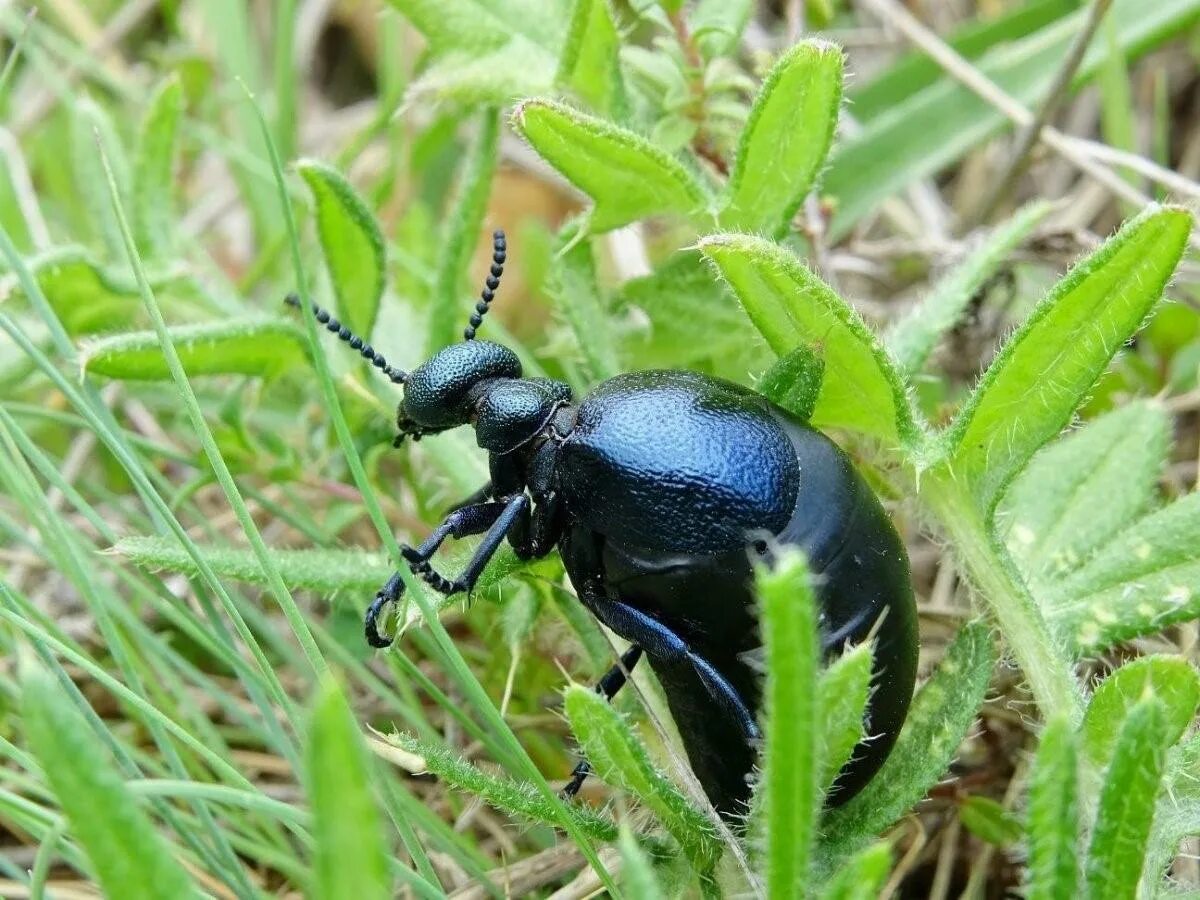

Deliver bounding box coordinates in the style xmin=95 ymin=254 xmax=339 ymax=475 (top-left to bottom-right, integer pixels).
xmin=21 ymin=653 xmax=199 ymax=900
xmin=753 ymin=551 xmax=821 ymax=897
xmin=944 ymin=206 xmax=1191 ymax=512
xmin=699 ymin=233 xmax=920 ymax=445
xmin=298 ymin=159 xmax=387 ymax=341
xmin=1025 ymin=717 xmax=1079 ymax=900
xmin=721 ymin=40 xmax=843 ymax=235
xmin=306 ymin=677 xmax=393 ymax=900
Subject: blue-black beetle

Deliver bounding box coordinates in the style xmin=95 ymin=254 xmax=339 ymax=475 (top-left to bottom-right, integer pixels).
xmin=287 ymin=231 xmax=918 ymax=817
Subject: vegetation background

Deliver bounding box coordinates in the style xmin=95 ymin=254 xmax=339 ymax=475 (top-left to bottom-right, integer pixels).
xmin=1 ymin=0 xmax=1200 ymax=897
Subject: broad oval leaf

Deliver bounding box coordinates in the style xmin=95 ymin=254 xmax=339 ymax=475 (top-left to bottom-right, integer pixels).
xmin=1084 ymin=697 xmax=1171 ymax=899
xmin=819 ymin=621 xmax=995 ymax=868
xmin=133 ymin=76 xmax=184 ymax=258
xmin=721 ymin=40 xmax=843 ymax=235
xmin=1082 ymin=656 xmax=1200 ymax=771
xmin=297 ymin=160 xmax=386 ymax=342
xmin=753 ymin=552 xmax=821 ymax=896
xmin=306 ymin=677 xmax=392 ymax=900
xmin=9 ymin=246 xmax=147 ymax=335
xmin=563 ymin=683 xmax=720 ymax=872
xmin=21 ymin=654 xmax=199 ymax=900
xmin=1025 ymin=717 xmax=1079 ymax=900
xmin=384 ymin=0 xmax=562 ymax=55
xmin=886 ymin=201 xmax=1050 ymax=375
xmin=699 ymin=233 xmax=919 ymax=445
xmin=81 ymin=318 xmax=308 ymax=380
xmin=1045 ymin=493 xmax=1200 ymax=655
xmin=557 ymin=0 xmax=626 ymax=117
xmin=944 ymin=207 xmax=1191 ymax=512
xmin=999 ymin=400 xmax=1169 ymax=590
xmin=512 ymin=99 xmax=710 ymax=232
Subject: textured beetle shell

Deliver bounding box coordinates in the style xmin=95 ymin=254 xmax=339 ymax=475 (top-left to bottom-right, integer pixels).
xmin=475 ymin=378 xmax=572 ymax=454
xmin=559 ymin=371 xmax=799 ymax=554
xmin=556 ymin=369 xmax=918 ymax=816
xmin=403 ymin=341 xmax=521 ymax=428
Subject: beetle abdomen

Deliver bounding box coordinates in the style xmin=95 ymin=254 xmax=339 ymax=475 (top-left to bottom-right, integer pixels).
xmin=559 ymin=371 xmax=799 ymax=554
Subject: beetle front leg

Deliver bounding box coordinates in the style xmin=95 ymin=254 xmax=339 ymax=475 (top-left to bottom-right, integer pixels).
xmin=561 ymin=645 xmax=643 ymax=798
xmin=406 ymin=494 xmax=530 ymax=596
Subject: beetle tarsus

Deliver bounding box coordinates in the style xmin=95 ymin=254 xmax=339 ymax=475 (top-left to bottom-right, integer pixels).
xmin=364 ymin=574 xmax=405 ymax=648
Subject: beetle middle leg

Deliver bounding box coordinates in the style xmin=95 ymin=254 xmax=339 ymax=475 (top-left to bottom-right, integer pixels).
xmin=561 ymin=645 xmax=643 ymax=798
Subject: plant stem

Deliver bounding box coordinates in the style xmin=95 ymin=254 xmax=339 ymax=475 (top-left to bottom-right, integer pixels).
xmin=921 ymin=473 xmax=1083 ymax=726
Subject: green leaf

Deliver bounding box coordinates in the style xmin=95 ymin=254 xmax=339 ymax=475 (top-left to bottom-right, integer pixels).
xmin=999 ymin=401 xmax=1169 ymax=589
xmin=944 ymin=207 xmax=1191 ymax=513
xmin=133 ymin=76 xmax=184 ymax=259
xmin=1082 ymin=657 xmax=1200 ymax=771
xmin=112 ymin=535 xmax=549 ymax=634
xmin=817 ymin=642 xmax=871 ymax=793
xmin=1044 ymin=493 xmax=1200 ymax=654
xmin=1085 ymin=697 xmax=1171 ymax=899
xmin=820 ymin=621 xmax=995 ymax=867
xmin=818 ymin=842 xmax=891 ymax=900
xmin=429 ymin=110 xmax=499 ymax=355
xmin=886 ymin=202 xmax=1050 ymax=375
xmin=21 ymin=653 xmax=198 ymax=900
xmin=557 ymin=0 xmax=627 ymax=117
xmin=692 ymin=0 xmax=752 ymax=59
xmin=512 ymin=99 xmax=710 ymax=232
xmin=297 ymin=160 xmax=386 ymax=341
xmin=407 ymin=41 xmax=556 ymax=107
xmin=753 ymin=551 xmax=821 ymax=896
xmin=546 ymin=222 xmax=620 ymax=382
xmin=563 ymin=684 xmax=720 ymax=872
xmin=618 ymin=825 xmax=666 ymax=899
xmin=720 ymin=41 xmax=843 ymax=235
xmin=306 ymin=677 xmax=392 ymax=900
xmin=9 ymin=246 xmax=148 ymax=335
xmin=698 ymin=233 xmax=919 ymax=445
xmin=959 ymin=795 xmax=1022 ymax=847
xmin=1025 ymin=717 xmax=1079 ymax=900
xmin=71 ymin=99 xmax=131 ymax=258
xmin=81 ymin=318 xmax=308 ymax=380
xmin=758 ymin=344 xmax=825 ymax=423
xmin=825 ymin=0 xmax=1200 ymax=239
xmin=384 ymin=0 xmax=562 ymax=55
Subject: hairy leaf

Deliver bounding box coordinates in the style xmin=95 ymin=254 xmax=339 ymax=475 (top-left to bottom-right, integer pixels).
xmin=9 ymin=246 xmax=149 ymax=335
xmin=563 ymin=684 xmax=720 ymax=872
xmin=818 ymin=643 xmax=872 ymax=793
xmin=71 ymin=99 xmax=130 ymax=258
xmin=758 ymin=344 xmax=826 ymax=423
xmin=618 ymin=826 xmax=666 ymax=899
xmin=818 ymin=842 xmax=891 ymax=900
xmin=699 ymin=233 xmax=919 ymax=445
xmin=1025 ymin=717 xmax=1079 ymax=900
xmin=81 ymin=318 xmax=308 ymax=380
xmin=512 ymin=99 xmax=710 ymax=232
xmin=721 ymin=41 xmax=843 ymax=235
xmin=546 ymin=220 xmax=620 ymax=382
xmin=1000 ymin=401 xmax=1169 ymax=589
xmin=557 ymin=0 xmax=626 ymax=117
xmin=21 ymin=654 xmax=198 ymax=899
xmin=298 ymin=160 xmax=386 ymax=341
xmin=887 ymin=202 xmax=1050 ymax=375
xmin=944 ymin=207 xmax=1191 ymax=512
xmin=306 ymin=677 xmax=392 ymax=900
xmin=133 ymin=76 xmax=184 ymax=258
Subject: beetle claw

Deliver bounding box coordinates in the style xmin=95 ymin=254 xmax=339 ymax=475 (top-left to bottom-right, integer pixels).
xmin=365 ymin=574 xmax=406 ymax=648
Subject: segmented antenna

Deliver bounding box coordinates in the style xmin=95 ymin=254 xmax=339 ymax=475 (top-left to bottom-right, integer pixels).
xmin=284 ymin=294 xmax=407 ymax=384
xmin=463 ymin=230 xmax=506 ymax=340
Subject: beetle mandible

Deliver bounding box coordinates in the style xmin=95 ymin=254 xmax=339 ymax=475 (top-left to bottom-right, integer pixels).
xmin=287 ymin=230 xmax=918 ymax=817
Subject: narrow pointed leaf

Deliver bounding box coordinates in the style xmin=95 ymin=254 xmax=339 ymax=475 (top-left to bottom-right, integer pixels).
xmin=758 ymin=344 xmax=825 ymax=423
xmin=298 ymin=160 xmax=386 ymax=341
xmin=557 ymin=0 xmax=626 ymax=117
xmin=945 ymin=207 xmax=1191 ymax=512
xmin=21 ymin=654 xmax=199 ymax=900
xmin=72 ymin=99 xmax=130 ymax=258
xmin=306 ymin=677 xmax=392 ymax=900
xmin=817 ymin=642 xmax=871 ymax=793
xmin=820 ymin=621 xmax=995 ymax=867
xmin=754 ymin=551 xmax=821 ymax=895
xmin=887 ymin=202 xmax=1049 ymax=375
xmin=959 ymin=795 xmax=1021 ymax=846
xmin=1000 ymin=401 xmax=1169 ymax=589
xmin=133 ymin=76 xmax=184 ymax=258
xmin=563 ymin=684 xmax=720 ymax=872
xmin=512 ymin=99 xmax=709 ymax=232
xmin=699 ymin=233 xmax=919 ymax=444
xmin=1082 ymin=657 xmax=1200 ymax=771
xmin=818 ymin=842 xmax=891 ymax=900
xmin=619 ymin=826 xmax=666 ymax=898
xmin=1025 ymin=717 xmax=1079 ymax=900
xmin=429 ymin=110 xmax=499 ymax=355
xmin=1084 ymin=697 xmax=1171 ymax=899
xmin=721 ymin=41 xmax=843 ymax=235
xmin=547 ymin=220 xmax=620 ymax=382
xmin=81 ymin=318 xmax=308 ymax=380
xmin=1045 ymin=493 xmax=1200 ymax=654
